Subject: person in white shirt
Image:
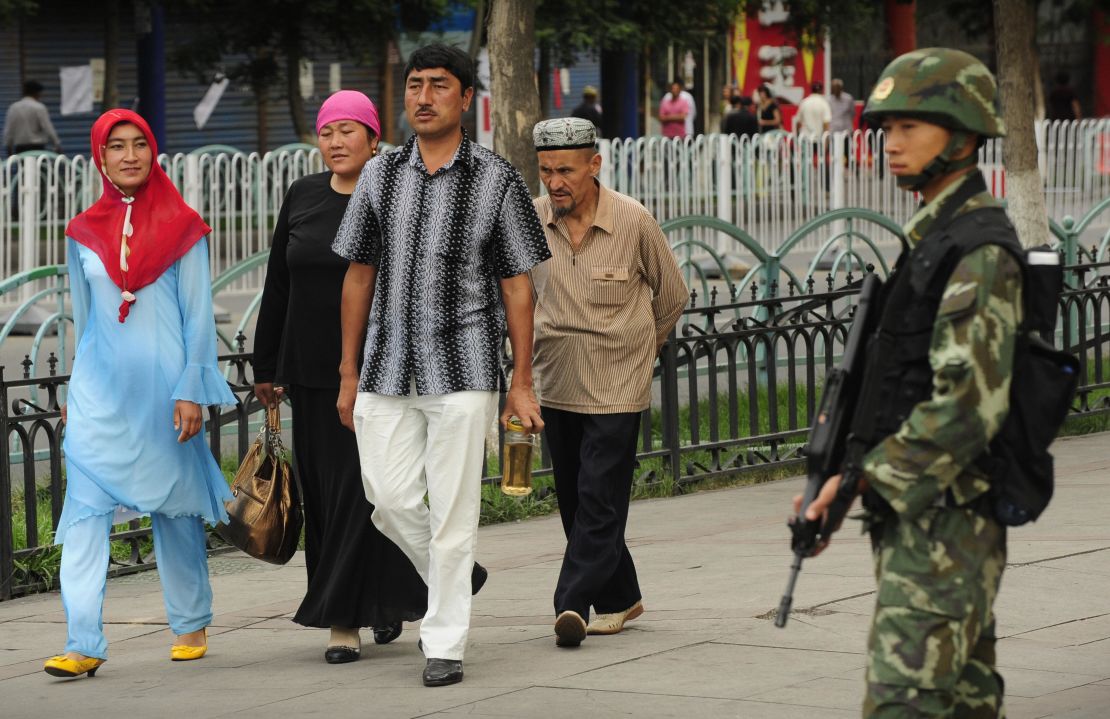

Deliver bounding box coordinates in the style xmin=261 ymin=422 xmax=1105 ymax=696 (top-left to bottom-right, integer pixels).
xmin=828 ymin=78 xmax=856 ymax=134
xmin=3 ymin=80 xmax=62 ymax=156
xmin=794 ymin=82 xmax=831 ymax=139
xmin=680 ymin=88 xmax=697 ymax=136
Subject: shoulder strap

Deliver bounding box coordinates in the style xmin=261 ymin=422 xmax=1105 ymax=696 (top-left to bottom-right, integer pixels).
xmin=947 ymin=207 xmax=1024 ymax=267
xmin=930 ymin=171 xmax=993 ymax=235
xmin=945 ymin=207 xmax=1031 ymax=331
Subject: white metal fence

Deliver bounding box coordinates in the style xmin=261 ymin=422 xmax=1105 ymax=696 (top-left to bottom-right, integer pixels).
xmin=600 ymin=119 xmax=1110 ymax=254
xmin=2 ymin=119 xmax=1108 ymax=296
xmin=0 ymin=146 xmax=324 ymax=297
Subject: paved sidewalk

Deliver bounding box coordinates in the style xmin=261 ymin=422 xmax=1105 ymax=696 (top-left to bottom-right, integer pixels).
xmin=2 ymin=432 xmax=1108 ymax=718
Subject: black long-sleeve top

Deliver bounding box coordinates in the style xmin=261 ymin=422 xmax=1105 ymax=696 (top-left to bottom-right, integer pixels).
xmin=253 ymin=171 xmax=352 ymax=388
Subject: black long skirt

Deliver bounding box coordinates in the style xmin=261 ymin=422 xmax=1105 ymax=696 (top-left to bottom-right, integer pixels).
xmin=288 ymin=385 xmax=427 ymax=628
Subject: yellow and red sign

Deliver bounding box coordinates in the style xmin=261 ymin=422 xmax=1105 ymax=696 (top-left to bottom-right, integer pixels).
xmin=728 ymin=8 xmax=827 ymax=107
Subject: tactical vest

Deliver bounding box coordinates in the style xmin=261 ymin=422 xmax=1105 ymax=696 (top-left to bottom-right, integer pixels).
xmin=852 ymin=195 xmax=1022 ymax=452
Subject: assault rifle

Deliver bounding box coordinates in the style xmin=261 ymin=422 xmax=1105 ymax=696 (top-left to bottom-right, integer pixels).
xmin=774 ymin=273 xmax=883 ymax=629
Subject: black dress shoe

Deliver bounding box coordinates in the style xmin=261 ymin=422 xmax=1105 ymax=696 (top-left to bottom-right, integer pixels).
xmin=423 ymin=658 xmax=463 ymax=687
xmin=324 ymin=645 xmax=360 ymax=664
xmin=373 ymin=621 xmax=403 ymax=645
xmin=472 ymin=562 xmax=488 ymax=595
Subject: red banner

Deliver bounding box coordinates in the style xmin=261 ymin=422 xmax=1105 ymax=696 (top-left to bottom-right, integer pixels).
xmin=728 ymin=7 xmax=827 ymax=107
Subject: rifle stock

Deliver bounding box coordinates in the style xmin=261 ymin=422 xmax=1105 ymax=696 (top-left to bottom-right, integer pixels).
xmin=775 ymin=273 xmax=883 ymax=629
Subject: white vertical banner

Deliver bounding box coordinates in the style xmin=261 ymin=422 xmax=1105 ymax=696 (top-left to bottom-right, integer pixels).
xmin=90 ymin=58 xmax=105 ymax=103
xmin=329 ymin=63 xmax=342 ymax=94
xmin=59 ymin=65 xmax=94 ymax=115
xmin=299 ymin=60 xmax=314 ymax=100
xmin=194 ymin=76 xmax=229 ymax=129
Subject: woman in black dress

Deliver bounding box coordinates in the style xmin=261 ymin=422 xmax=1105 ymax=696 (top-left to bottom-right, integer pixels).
xmin=253 ymin=91 xmax=427 ymax=664
xmin=756 ymin=85 xmax=782 ymax=133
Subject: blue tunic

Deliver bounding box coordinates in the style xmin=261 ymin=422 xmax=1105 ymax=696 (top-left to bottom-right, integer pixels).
xmin=57 ymin=237 xmax=237 ymax=544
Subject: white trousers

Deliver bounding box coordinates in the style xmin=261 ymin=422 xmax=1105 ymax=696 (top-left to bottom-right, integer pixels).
xmin=352 ymin=385 xmax=497 ymax=661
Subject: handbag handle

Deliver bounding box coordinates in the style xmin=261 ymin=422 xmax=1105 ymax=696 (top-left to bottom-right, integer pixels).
xmin=266 ymin=405 xmax=281 ymax=433
xmin=263 ymin=405 xmax=284 ymax=457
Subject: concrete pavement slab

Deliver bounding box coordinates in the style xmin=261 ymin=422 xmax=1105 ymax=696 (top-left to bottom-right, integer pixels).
xmin=425 ymin=686 xmax=859 ymax=718
xmin=0 ymin=430 xmax=1106 ymax=718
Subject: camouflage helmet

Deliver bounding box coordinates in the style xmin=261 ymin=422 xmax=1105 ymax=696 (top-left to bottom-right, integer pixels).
xmin=862 ymin=48 xmax=1006 ymax=138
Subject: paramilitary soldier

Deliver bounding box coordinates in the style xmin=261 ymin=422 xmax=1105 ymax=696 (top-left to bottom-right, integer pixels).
xmin=794 ymin=48 xmax=1021 ymax=717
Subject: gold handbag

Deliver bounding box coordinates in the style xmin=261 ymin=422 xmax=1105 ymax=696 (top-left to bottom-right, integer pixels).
xmin=215 ymin=406 xmax=302 ymax=565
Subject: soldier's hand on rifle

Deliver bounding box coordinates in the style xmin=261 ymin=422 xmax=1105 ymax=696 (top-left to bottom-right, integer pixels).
xmin=791 ymin=473 xmax=869 ymax=556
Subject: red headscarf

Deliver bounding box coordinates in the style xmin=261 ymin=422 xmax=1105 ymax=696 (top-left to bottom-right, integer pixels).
xmin=66 ymin=109 xmax=211 ymax=322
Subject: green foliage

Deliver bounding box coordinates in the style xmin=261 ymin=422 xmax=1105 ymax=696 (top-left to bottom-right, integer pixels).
xmin=767 ymin=0 xmax=881 ymax=49
xmin=169 ymin=1 xmax=448 ymax=93
xmin=8 ymin=366 xmax=1105 ymax=595
xmin=479 ymin=480 xmax=559 ymax=525
xmin=1062 ymin=355 xmax=1110 ymax=435
xmin=535 ymin=0 xmax=740 ymax=65
xmin=940 ymin=0 xmax=1110 ymax=37
xmin=0 ymin=0 xmax=34 ymax=24
xmin=8 ymin=483 xmax=153 ymax=589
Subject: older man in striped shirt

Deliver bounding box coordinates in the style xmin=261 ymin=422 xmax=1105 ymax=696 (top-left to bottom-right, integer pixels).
xmin=531 ymin=118 xmax=688 ymax=648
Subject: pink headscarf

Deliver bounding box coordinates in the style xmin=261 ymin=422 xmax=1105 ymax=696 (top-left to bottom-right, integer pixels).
xmin=315 ymin=90 xmax=381 ymax=137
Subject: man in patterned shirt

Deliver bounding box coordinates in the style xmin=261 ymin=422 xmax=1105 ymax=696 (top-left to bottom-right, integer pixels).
xmin=333 ymin=43 xmax=550 ymax=688
xmin=794 ymin=49 xmax=1020 ymax=717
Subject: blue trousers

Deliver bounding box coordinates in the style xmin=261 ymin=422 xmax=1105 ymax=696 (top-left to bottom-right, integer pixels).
xmin=60 ymin=512 xmax=213 ymax=659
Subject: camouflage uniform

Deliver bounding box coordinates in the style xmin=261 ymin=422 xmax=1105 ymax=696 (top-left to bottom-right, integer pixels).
xmin=858 ymin=49 xmax=1021 ymax=718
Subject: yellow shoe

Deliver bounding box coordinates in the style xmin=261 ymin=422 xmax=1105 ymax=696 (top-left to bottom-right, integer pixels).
xmin=43 ymin=655 xmax=105 ymax=678
xmin=586 ymin=601 xmax=644 ymax=635
xmin=171 ymin=628 xmax=208 ymax=661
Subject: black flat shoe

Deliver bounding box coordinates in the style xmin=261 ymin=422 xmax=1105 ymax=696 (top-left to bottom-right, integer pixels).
xmin=373 ymin=621 xmax=403 ymax=645
xmin=324 ymin=645 xmax=360 ymax=664
xmin=472 ymin=562 xmax=488 ymax=595
xmin=422 ymin=658 xmax=463 ymax=687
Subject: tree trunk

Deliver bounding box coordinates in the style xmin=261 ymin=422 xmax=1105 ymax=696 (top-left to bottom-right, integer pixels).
xmin=255 ymin=86 xmax=270 ymax=153
xmin=537 ymin=44 xmax=551 ymax=120
xmin=284 ymin=33 xmax=312 ymax=143
xmin=488 ymin=0 xmax=541 ymax=192
xmin=468 ymin=0 xmax=486 ymax=61
xmin=103 ymin=0 xmax=119 ymax=109
xmin=993 ymin=0 xmax=1048 ymax=248
xmin=379 ymin=41 xmax=394 ymax=145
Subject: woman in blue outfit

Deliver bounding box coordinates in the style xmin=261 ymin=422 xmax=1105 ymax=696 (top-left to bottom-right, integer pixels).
xmin=44 ymin=109 xmax=236 ymax=679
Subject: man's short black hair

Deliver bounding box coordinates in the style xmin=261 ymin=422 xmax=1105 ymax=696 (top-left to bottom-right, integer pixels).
xmin=22 ymin=80 xmax=44 ymax=97
xmin=404 ymin=43 xmax=475 ymax=94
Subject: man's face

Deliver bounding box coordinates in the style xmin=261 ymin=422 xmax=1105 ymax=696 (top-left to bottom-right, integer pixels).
xmin=881 ymin=116 xmax=953 ymax=180
xmin=538 ymin=148 xmax=601 ymax=219
xmin=405 ymin=67 xmax=473 ymax=140
xmin=670 ymin=83 xmax=682 ymax=98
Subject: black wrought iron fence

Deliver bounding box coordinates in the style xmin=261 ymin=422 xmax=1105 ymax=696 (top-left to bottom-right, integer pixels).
xmin=0 ymin=340 xmax=265 ymax=600
xmin=2 ymin=262 xmax=1108 ymax=600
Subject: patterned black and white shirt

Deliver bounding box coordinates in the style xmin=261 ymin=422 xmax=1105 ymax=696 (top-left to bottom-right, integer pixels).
xmin=332 ymin=132 xmax=550 ymax=396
